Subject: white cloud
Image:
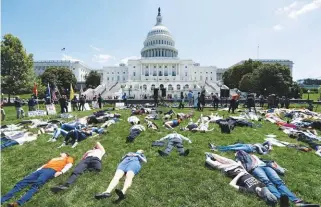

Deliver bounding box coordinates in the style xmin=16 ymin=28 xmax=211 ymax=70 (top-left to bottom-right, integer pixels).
xmin=273 ymin=24 xmax=284 ymax=30
xmin=120 ymin=56 xmax=140 ymax=64
xmin=276 ymin=1 xmax=298 ymax=14
xmin=92 ymin=54 xmax=116 ymax=63
xmin=288 ymin=0 xmax=321 ymax=19
xmin=62 ymin=54 xmax=81 ymax=62
xmin=90 ymin=45 xmax=102 ymax=51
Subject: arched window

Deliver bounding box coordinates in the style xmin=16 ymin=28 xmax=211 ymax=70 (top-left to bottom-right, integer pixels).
xmin=177 ymin=84 xmax=181 ymax=90
xmin=184 ymin=84 xmax=189 ymax=90
xmin=168 ymin=84 xmax=173 ymax=91
xmin=151 ymin=84 xmax=155 ymax=90
xmin=143 ymin=84 xmax=147 ymax=90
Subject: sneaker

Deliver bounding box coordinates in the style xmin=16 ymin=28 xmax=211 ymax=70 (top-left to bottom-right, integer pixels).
xmin=205 ymin=152 xmax=215 ymax=160
xmin=183 ymin=149 xmax=190 ymax=156
xmin=47 ymin=138 xmax=53 ymax=142
xmin=158 ymin=150 xmax=168 ymax=156
xmin=51 ymin=185 xmax=69 ymax=193
xmin=208 ymin=143 xmax=216 ymax=150
xmin=115 ymin=189 xmax=126 ymax=201
xmin=71 ymin=142 xmax=78 ymax=148
xmin=94 ymin=192 xmax=112 ymax=199
xmin=57 ymin=143 xmax=66 ymax=149
xmin=51 ymin=139 xmax=56 ymax=142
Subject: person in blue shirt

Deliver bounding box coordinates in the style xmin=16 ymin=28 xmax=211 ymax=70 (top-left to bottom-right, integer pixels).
xmin=28 ymin=96 xmax=37 ymax=112
xmin=95 ymin=150 xmax=147 ymax=201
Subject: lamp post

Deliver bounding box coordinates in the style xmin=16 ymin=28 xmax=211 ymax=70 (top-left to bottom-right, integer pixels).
xmin=307 ymin=90 xmax=310 ymax=100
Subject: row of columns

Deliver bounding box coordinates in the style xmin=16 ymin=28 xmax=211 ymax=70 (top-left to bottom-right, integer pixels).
xmin=142 ymin=49 xmax=177 ymax=57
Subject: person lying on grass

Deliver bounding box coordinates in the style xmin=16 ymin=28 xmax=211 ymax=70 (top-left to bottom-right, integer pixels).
xmin=51 ymin=142 xmax=105 ymax=193
xmin=156 ymin=131 xmax=192 ymax=156
xmin=145 ymin=119 xmax=159 ymax=130
xmin=95 ymin=150 xmax=147 ymax=201
xmin=57 ymin=127 xmax=104 ymax=148
xmin=126 ymin=124 xmax=146 ymax=143
xmin=47 ymin=118 xmax=87 ymax=142
xmin=177 ymin=111 xmax=194 ymax=120
xmin=204 ymin=152 xmax=277 ymax=205
xmin=127 ymin=116 xmax=140 ymax=125
xmin=209 ymin=140 xmax=272 ymax=155
xmin=101 ymin=117 xmax=121 ymax=128
xmin=1 ymin=152 xmax=74 ymax=207
xmin=235 ymin=150 xmax=317 ymax=206
xmin=180 ymin=119 xmax=199 ymax=131
xmin=164 ymin=118 xmax=182 ymax=129
xmin=191 ymin=119 xmax=214 ymax=133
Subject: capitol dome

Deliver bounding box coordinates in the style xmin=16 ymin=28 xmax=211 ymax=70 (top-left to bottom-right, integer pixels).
xmin=141 ymin=8 xmax=178 ymax=58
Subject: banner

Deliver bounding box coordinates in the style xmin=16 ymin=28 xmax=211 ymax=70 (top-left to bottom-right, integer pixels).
xmin=84 ymin=103 xmax=91 ymax=111
xmin=115 ymin=102 xmax=125 ymax=107
xmin=28 ymin=110 xmax=47 ymax=117
xmin=92 ymin=101 xmax=99 ymax=109
xmin=46 ymin=104 xmax=57 ymax=115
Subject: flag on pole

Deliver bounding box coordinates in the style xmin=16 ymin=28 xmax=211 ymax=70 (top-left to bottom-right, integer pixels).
xmin=61 ymin=48 xmax=65 ymax=51
xmin=70 ymin=83 xmax=75 ymax=100
xmin=33 ymin=83 xmax=38 ymax=97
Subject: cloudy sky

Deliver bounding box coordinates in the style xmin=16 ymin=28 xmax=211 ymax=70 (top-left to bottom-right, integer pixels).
xmin=2 ymin=0 xmax=321 ymax=80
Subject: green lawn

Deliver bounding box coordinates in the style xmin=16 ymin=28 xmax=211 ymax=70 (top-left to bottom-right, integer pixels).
xmin=302 ymin=93 xmax=320 ymax=101
xmin=1 ymin=106 xmax=320 ymax=207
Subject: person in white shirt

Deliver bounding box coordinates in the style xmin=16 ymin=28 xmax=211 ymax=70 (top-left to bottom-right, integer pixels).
xmin=126 ymin=124 xmax=146 ymax=142
xmin=50 ymin=142 xmax=106 ymax=192
xmin=157 ymin=132 xmax=192 ymax=156
xmin=127 ymin=116 xmax=140 ymax=125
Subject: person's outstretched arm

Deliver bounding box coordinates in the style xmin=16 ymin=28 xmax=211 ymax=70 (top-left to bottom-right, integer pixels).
xmin=159 ymin=134 xmax=170 ymax=141
xmin=95 ymin=142 xmax=106 ymax=154
xmin=229 ymin=171 xmax=246 ymax=190
xmin=136 ymin=154 xmax=147 ymax=163
xmin=179 ymin=134 xmax=192 ymax=143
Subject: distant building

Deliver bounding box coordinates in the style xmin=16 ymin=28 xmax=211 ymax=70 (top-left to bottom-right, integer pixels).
xmin=33 ymin=60 xmax=92 ymax=87
xmin=230 ymin=59 xmax=294 ymax=75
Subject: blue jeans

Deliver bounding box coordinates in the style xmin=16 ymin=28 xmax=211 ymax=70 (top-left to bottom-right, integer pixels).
xmin=1 ymin=168 xmax=56 ymax=206
xmin=252 ymin=166 xmax=299 ymax=202
xmin=52 ymin=128 xmax=68 ymax=140
xmin=217 ymin=143 xmax=255 ymax=153
xmin=52 ymin=123 xmax=78 ymax=140
xmin=1 ymin=138 xmax=19 ymax=150
xmin=91 ymin=127 xmax=104 ymax=134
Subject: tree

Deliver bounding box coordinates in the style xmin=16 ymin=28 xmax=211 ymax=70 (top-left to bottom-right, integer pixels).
xmin=40 ymin=67 xmax=77 ymax=93
xmin=251 ymin=63 xmax=292 ymax=96
xmin=1 ymin=34 xmax=35 ymax=101
xmin=85 ymin=71 xmax=101 ymax=88
xmin=238 ymin=73 xmax=254 ymax=92
xmin=223 ymin=59 xmax=262 ymax=89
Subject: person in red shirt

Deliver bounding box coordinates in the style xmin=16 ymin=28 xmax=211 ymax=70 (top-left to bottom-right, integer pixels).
xmin=1 ymin=152 xmax=73 ymax=207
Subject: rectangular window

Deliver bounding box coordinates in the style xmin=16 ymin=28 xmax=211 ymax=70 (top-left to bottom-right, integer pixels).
xmin=185 ymin=72 xmax=187 ymax=76
xmin=164 ymin=69 xmax=168 ymax=76
xmin=153 ymin=68 xmax=157 ymax=76
xmin=145 ymin=68 xmax=149 ymax=76
xmin=133 ymin=72 xmax=136 ymax=76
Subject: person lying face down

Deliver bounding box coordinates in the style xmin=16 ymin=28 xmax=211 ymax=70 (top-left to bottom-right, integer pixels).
xmin=235 ymin=150 xmax=316 ymax=206
xmin=204 ymin=152 xmax=277 ymax=205
xmin=58 ymin=127 xmax=104 ymax=148
xmin=181 ymin=119 xmax=199 ymax=131
xmin=126 ymin=124 xmax=146 ymax=143
xmin=209 ymin=141 xmax=273 ymax=155
xmin=95 ymin=150 xmax=147 ymax=202
xmin=145 ymin=119 xmax=159 ymax=130
xmin=156 ymin=131 xmax=192 ymax=156
xmin=51 ymin=142 xmax=106 ymax=193
xmin=1 ymin=152 xmax=74 ymax=207
xmin=164 ymin=118 xmax=182 ymax=129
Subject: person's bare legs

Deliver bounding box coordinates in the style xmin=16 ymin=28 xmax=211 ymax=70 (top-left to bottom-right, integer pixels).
xmin=212 ymin=153 xmax=236 ymax=164
xmin=121 ymin=171 xmax=135 ymax=194
xmin=104 ymin=170 xmax=125 ymax=193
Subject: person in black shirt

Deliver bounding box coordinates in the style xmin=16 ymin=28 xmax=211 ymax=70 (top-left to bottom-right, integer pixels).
xmin=205 ymin=153 xmax=277 ymax=205
xmin=79 ymin=95 xmax=85 ymax=111
xmin=98 ymin=94 xmax=103 ymax=109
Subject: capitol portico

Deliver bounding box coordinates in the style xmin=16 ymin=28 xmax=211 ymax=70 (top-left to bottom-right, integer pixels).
xmin=92 ymin=8 xmax=227 ymax=99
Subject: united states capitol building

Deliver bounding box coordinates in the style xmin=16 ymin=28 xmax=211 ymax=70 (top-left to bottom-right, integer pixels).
xmin=33 ymin=8 xmax=294 ymax=99
xmin=92 ymin=8 xmax=227 ymax=99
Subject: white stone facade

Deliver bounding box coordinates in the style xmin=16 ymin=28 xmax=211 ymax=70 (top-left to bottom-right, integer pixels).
xmin=33 ymin=60 xmax=92 ymax=82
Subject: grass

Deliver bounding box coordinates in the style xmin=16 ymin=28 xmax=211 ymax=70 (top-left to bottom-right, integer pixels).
xmin=1 ymin=105 xmax=321 ymax=207
xmin=302 ymin=93 xmax=320 ymax=101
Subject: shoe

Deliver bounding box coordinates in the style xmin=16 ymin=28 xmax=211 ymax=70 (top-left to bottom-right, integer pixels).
xmin=205 ymin=152 xmax=215 ymax=160
xmin=51 ymin=139 xmax=56 ymax=142
xmin=71 ymin=142 xmax=78 ymax=148
xmin=57 ymin=143 xmax=66 ymax=148
xmin=182 ymin=149 xmax=190 ymax=156
xmin=51 ymin=185 xmax=69 ymax=193
xmin=115 ymin=189 xmax=126 ymax=200
xmin=95 ymin=192 xmax=112 ymax=199
xmin=7 ymin=202 xmax=19 ymax=207
xmin=158 ymin=150 xmax=168 ymax=156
